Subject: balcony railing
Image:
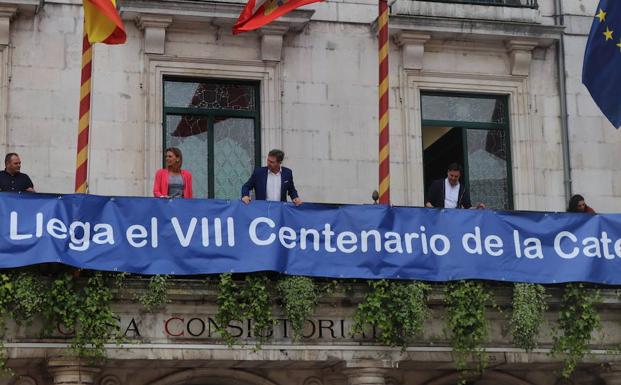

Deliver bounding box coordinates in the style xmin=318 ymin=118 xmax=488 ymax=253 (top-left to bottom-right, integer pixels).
xmin=418 ymin=0 xmax=538 ymax=9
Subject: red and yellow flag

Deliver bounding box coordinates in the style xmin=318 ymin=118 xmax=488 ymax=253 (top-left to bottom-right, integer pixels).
xmin=233 ymin=0 xmax=322 ymax=34
xmin=83 ymin=0 xmax=126 ymax=44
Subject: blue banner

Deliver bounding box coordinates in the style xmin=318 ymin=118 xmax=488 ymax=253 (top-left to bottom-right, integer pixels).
xmin=1 ymin=193 xmax=621 ymax=284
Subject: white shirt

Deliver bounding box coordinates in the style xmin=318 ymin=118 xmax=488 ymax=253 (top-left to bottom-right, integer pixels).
xmin=444 ymin=178 xmax=460 ymax=209
xmin=266 ymin=169 xmax=282 ymax=201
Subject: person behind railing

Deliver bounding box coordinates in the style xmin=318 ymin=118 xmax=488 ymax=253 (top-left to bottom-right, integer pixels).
xmin=153 ymin=147 xmax=193 ymax=198
xmin=425 ymin=162 xmax=484 ymax=209
xmin=0 ymin=152 xmax=35 ymax=192
xmin=241 ymin=149 xmax=302 ymax=206
xmin=567 ymin=194 xmax=596 ymax=214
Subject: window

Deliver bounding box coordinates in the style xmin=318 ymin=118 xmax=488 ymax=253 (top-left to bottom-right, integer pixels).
xmin=421 ymin=92 xmax=513 ymax=210
xmin=163 ymin=78 xmax=261 ymax=199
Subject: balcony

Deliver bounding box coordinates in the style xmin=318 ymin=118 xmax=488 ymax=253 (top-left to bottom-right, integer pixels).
xmin=419 ymin=0 xmax=538 ymax=9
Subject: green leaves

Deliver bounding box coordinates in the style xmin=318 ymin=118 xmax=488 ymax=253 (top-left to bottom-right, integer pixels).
xmin=215 ymin=273 xmax=274 ymax=347
xmin=43 ymin=272 xmax=122 ymax=362
xmin=353 ymin=280 xmax=430 ymax=349
xmin=552 ymin=283 xmax=600 ymax=378
xmin=136 ymin=275 xmax=170 ymax=312
xmin=510 ymin=283 xmax=548 ymax=351
xmin=444 ymin=281 xmax=492 ymax=373
xmin=277 ymin=276 xmax=318 ymax=341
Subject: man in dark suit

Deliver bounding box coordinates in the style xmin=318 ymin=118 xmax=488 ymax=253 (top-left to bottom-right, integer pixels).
xmin=425 ymin=163 xmax=484 ymax=209
xmin=241 ymin=149 xmax=302 ymax=206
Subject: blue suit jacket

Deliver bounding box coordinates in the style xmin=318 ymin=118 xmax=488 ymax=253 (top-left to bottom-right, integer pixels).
xmin=241 ymin=166 xmax=299 ymax=202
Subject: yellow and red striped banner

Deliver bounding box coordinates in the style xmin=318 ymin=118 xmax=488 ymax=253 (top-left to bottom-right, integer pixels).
xmin=378 ymin=0 xmax=390 ymax=204
xmin=75 ymin=32 xmax=92 ymax=193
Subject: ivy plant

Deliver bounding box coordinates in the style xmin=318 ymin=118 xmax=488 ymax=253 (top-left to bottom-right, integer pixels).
xmin=136 ymin=275 xmax=170 ymax=312
xmin=444 ymin=280 xmax=492 ymax=374
xmin=215 ymin=273 xmax=274 ymax=347
xmin=552 ymin=283 xmax=601 ymax=378
xmin=352 ymin=280 xmax=430 ymax=349
xmin=277 ymin=276 xmax=318 ymax=341
xmin=215 ymin=273 xmax=242 ymax=346
xmin=240 ymin=275 xmax=274 ymax=346
xmin=510 ymin=283 xmax=548 ymax=351
xmin=71 ymin=273 xmax=122 ymax=360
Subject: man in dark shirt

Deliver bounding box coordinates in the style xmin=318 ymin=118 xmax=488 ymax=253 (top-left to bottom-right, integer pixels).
xmin=425 ymin=163 xmax=483 ymax=209
xmin=0 ymin=153 xmax=35 ymax=192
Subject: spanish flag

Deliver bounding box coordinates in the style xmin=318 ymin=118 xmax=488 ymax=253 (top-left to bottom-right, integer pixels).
xmin=83 ymin=0 xmax=126 ymax=44
xmin=233 ymin=0 xmax=322 ymax=34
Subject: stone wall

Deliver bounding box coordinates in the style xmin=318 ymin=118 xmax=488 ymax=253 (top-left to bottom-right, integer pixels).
xmin=0 ymin=0 xmax=616 ymax=209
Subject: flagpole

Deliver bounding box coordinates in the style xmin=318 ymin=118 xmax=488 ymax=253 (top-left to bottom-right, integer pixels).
xmin=378 ymin=0 xmax=390 ymax=204
xmin=75 ymin=27 xmax=92 ymax=193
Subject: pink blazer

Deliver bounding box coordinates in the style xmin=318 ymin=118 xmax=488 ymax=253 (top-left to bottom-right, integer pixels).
xmin=153 ymin=169 xmax=193 ymax=198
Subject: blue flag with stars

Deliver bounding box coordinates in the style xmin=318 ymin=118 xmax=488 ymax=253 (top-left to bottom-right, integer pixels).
xmin=583 ymin=0 xmax=621 ymax=128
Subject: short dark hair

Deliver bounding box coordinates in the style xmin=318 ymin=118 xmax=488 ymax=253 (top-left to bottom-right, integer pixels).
xmin=447 ymin=163 xmax=463 ymax=174
xmin=4 ymin=153 xmax=18 ymax=165
xmin=165 ymin=147 xmax=183 ymax=168
xmin=268 ymin=149 xmax=285 ymax=162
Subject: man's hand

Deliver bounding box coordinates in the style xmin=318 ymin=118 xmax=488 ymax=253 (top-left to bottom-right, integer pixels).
xmin=26 ymin=187 xmax=35 ymax=192
xmin=476 ymin=202 xmax=486 ymax=209
xmin=241 ymin=196 xmax=251 ymax=204
xmin=425 ymin=202 xmax=433 ymax=208
xmin=293 ymin=197 xmax=303 ymax=206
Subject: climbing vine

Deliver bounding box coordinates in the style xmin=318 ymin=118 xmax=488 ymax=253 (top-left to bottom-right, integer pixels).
xmin=43 ymin=272 xmax=122 ymax=361
xmin=215 ymin=273 xmax=274 ymax=347
xmin=444 ymin=280 xmax=493 ymax=374
xmin=277 ymin=276 xmax=318 ymax=341
xmin=552 ymin=283 xmax=601 ymax=378
xmin=136 ymin=275 xmax=170 ymax=312
xmin=352 ymin=280 xmax=430 ymax=349
xmin=510 ymin=283 xmax=548 ymax=351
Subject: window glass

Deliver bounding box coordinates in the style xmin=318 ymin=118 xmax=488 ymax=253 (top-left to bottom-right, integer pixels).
xmin=163 ymin=79 xmax=260 ymax=199
xmin=165 ymin=81 xmax=256 ymax=111
xmin=421 ymin=94 xmax=506 ymax=124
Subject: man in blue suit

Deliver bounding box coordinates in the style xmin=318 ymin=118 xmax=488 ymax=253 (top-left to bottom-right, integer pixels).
xmin=241 ymin=149 xmax=303 ymax=206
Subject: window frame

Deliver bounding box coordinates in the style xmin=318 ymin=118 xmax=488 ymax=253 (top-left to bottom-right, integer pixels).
xmin=420 ymin=91 xmax=514 ymax=210
xmin=162 ymin=76 xmax=262 ymax=199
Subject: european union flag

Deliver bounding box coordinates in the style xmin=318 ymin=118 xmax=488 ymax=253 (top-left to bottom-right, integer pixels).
xmin=583 ymin=0 xmax=621 ymax=128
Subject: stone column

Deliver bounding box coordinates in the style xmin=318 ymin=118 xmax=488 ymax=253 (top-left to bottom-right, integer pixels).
xmin=48 ymin=358 xmax=101 ymax=385
xmin=343 ymin=360 xmax=396 ymax=385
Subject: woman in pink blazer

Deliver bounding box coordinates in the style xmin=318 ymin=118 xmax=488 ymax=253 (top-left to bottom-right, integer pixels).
xmin=153 ymin=147 xmax=193 ymax=198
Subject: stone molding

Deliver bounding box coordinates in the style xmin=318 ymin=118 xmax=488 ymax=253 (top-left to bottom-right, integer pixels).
xmin=393 ymin=31 xmax=431 ymax=70
xmin=388 ymin=15 xmax=563 ymax=49
xmin=260 ymin=25 xmax=289 ymax=62
xmin=144 ymin=56 xmax=282 ymax=195
xmin=121 ymin=0 xmax=313 ymax=35
xmin=506 ymin=39 xmax=539 ymax=76
xmin=147 ymin=368 xmax=281 ymax=385
xmin=47 ymin=358 xmax=101 ymax=385
xmin=343 ymin=361 xmax=396 ymax=385
xmin=0 ymin=5 xmax=16 ymax=46
xmin=399 ymin=71 xmax=536 ymax=209
xmin=11 ymin=375 xmax=38 ymax=385
xmin=135 ymin=15 xmax=172 ymax=55
xmin=304 ymin=376 xmax=325 ymax=385
xmin=99 ymin=375 xmax=121 ymax=385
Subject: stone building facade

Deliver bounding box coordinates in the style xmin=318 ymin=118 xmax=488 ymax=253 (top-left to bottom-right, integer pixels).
xmin=0 ymin=0 xmax=619 ymax=384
